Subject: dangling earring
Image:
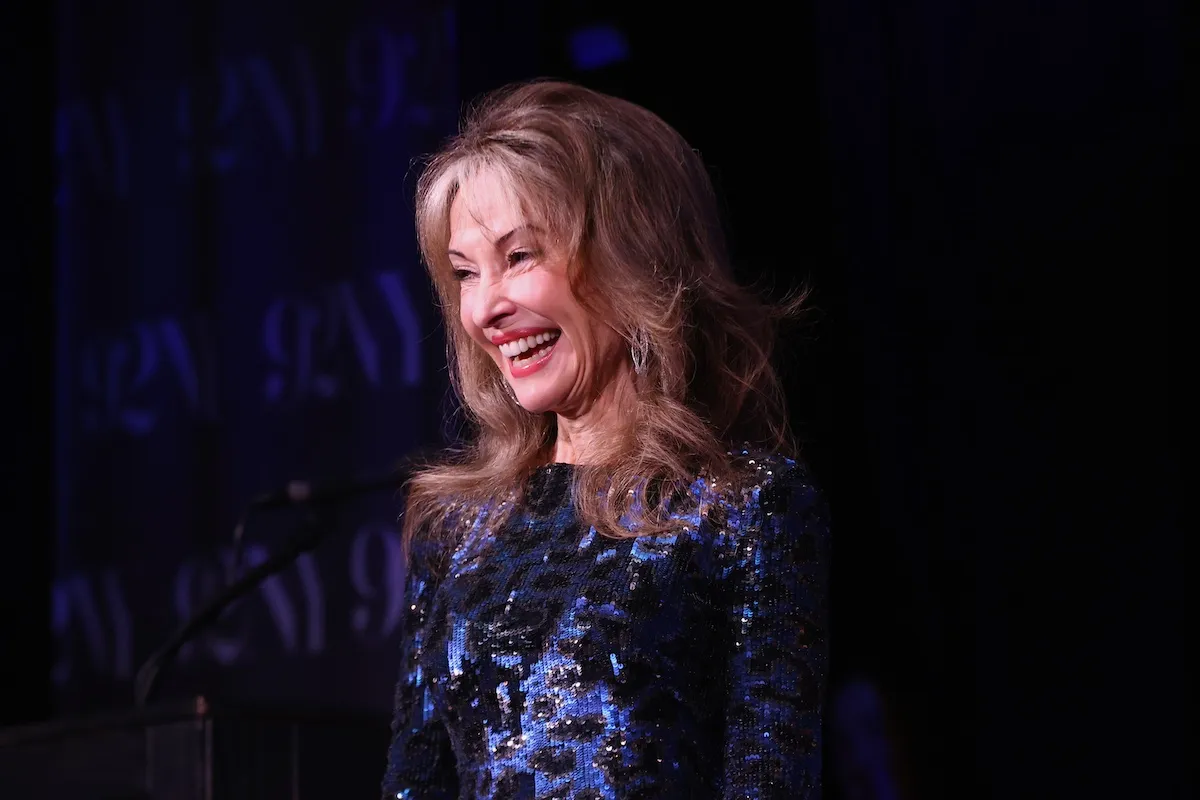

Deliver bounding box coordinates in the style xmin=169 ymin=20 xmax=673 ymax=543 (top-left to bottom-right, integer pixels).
xmin=629 ymin=329 xmax=649 ymax=376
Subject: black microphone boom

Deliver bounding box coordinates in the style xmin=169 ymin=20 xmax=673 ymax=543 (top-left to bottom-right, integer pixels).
xmin=245 ymin=446 xmax=433 ymax=510
xmin=247 ymin=470 xmax=410 ymax=510
xmin=133 ymin=513 xmax=327 ymax=709
xmin=231 ymin=467 xmax=412 ymax=583
xmin=134 ymin=450 xmax=431 ymax=708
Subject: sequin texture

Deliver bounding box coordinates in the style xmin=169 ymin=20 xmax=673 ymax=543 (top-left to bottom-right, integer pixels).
xmin=382 ymin=451 xmax=829 ymax=799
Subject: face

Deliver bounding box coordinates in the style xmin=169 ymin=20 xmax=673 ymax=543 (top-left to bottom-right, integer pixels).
xmin=448 ymin=169 xmax=628 ymax=415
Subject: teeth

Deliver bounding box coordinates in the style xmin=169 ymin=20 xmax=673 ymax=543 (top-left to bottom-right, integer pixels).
xmin=498 ymin=330 xmax=560 ymax=358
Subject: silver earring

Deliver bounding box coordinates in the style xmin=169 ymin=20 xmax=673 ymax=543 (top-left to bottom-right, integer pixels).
xmin=629 ymin=330 xmax=649 ymax=376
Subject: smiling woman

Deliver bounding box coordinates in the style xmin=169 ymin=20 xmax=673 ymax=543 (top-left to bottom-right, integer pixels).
xmin=383 ymin=80 xmax=830 ymax=800
xmin=445 ymin=170 xmax=630 ymax=423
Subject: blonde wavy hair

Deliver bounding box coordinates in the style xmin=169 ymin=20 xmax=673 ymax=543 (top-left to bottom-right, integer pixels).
xmin=403 ymin=79 xmax=805 ymax=546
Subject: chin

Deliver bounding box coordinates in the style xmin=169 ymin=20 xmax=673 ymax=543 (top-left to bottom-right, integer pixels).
xmin=511 ymin=387 xmax=560 ymax=414
xmin=494 ymin=353 xmax=567 ymax=412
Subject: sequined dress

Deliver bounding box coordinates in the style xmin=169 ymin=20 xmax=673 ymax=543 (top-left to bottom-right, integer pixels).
xmin=382 ymin=451 xmax=829 ymax=800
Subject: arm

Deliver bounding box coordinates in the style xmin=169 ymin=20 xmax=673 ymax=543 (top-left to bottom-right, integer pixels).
xmin=381 ymin=536 xmax=458 ymax=800
xmin=722 ymin=465 xmax=830 ymax=799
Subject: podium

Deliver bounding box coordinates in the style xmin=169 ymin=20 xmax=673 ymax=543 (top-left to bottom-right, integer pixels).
xmin=0 ymin=696 xmax=391 ymax=799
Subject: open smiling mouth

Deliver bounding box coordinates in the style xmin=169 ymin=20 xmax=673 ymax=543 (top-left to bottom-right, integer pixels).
xmin=498 ymin=330 xmax=561 ymax=372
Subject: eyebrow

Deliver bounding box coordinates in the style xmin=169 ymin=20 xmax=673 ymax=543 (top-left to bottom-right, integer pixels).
xmin=448 ymin=224 xmax=543 ymax=260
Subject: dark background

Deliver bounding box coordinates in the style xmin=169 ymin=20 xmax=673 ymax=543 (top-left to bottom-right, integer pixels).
xmin=1 ymin=1 xmax=1182 ymax=798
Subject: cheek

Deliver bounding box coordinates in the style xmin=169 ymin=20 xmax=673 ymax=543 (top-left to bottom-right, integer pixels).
xmin=591 ymin=322 xmax=625 ymax=360
xmin=554 ymin=300 xmax=609 ymax=357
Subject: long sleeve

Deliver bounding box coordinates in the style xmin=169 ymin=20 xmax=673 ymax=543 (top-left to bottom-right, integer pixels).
xmin=381 ymin=536 xmax=458 ymax=800
xmin=721 ymin=466 xmax=830 ymax=800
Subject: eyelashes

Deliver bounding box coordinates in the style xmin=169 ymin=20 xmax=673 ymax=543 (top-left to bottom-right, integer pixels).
xmin=507 ymin=249 xmax=534 ymax=266
xmin=451 ymin=249 xmax=538 ymax=282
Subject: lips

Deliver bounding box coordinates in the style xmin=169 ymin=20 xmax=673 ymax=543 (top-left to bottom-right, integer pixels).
xmin=506 ymin=331 xmax=561 ymax=379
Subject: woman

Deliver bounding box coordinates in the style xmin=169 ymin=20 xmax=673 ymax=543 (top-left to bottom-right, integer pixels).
xmin=383 ymin=80 xmax=829 ymax=800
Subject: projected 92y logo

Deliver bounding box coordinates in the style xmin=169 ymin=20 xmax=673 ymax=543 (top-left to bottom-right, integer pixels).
xmin=78 ymin=269 xmax=423 ymax=436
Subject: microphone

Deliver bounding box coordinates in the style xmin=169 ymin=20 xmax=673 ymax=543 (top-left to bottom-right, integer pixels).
xmin=233 ymin=457 xmax=427 ymax=577
xmin=247 ymin=471 xmax=408 ymax=510
xmin=245 ymin=446 xmax=435 ymax=511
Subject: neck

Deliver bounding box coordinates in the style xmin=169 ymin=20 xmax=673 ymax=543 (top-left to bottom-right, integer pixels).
xmin=551 ymin=364 xmax=637 ymax=465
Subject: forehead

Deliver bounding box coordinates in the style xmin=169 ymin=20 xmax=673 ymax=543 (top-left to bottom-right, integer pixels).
xmin=449 ymin=168 xmax=528 ymax=245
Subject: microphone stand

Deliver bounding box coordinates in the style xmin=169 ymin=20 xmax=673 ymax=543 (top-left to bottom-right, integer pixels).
xmin=132 ymin=451 xmax=429 ymax=709
xmin=133 ymin=507 xmax=331 ymax=709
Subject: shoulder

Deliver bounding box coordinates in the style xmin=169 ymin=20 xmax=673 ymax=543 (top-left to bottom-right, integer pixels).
xmin=698 ymin=445 xmax=823 ymax=514
xmin=730 ymin=446 xmax=818 ymax=503
xmin=689 ymin=446 xmax=828 ymax=548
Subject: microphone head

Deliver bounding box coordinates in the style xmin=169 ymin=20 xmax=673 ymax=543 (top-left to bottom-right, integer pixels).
xmin=285 ymin=480 xmax=313 ymax=503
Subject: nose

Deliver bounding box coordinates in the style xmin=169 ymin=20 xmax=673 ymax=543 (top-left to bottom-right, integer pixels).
xmin=469 ymin=273 xmax=517 ymax=331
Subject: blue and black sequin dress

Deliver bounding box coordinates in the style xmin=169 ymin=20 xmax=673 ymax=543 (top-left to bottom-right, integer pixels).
xmin=382 ymin=451 xmax=829 ymax=799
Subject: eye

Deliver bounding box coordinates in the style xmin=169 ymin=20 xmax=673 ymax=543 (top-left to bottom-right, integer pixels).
xmin=451 ymin=267 xmax=476 ymax=282
xmin=507 ymin=249 xmax=536 ymax=267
